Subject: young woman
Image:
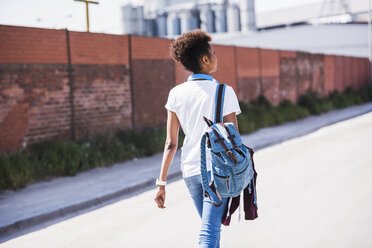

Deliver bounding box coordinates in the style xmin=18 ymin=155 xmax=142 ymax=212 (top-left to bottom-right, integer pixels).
xmin=154 ymin=29 xmax=241 ymax=248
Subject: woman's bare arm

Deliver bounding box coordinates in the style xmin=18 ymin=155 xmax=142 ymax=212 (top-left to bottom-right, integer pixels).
xmin=223 ymin=112 xmax=239 ymax=134
xmin=154 ymin=110 xmax=180 ymax=208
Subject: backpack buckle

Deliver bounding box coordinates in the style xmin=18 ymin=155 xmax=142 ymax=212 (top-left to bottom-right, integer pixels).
xmin=227 ymin=150 xmax=238 ymax=164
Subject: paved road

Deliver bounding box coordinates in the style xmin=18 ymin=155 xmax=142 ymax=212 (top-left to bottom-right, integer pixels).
xmin=2 ymin=110 xmax=372 ymax=248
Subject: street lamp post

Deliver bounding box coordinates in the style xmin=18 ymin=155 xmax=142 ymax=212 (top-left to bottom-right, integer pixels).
xmin=74 ymin=0 xmax=99 ymax=32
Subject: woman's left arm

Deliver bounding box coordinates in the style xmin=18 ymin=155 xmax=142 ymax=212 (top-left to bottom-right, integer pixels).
xmin=154 ymin=110 xmax=180 ymax=209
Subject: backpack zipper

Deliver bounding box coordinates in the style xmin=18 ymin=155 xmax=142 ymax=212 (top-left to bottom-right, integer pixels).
xmin=213 ymin=174 xmax=230 ymax=190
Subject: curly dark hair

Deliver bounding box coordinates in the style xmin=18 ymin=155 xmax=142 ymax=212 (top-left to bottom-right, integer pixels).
xmin=170 ymin=29 xmax=212 ymax=73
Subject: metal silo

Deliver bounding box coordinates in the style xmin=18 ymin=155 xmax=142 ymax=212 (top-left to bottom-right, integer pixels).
xmin=227 ymin=3 xmax=240 ymax=32
xmin=240 ymin=0 xmax=256 ymax=32
xmin=157 ymin=13 xmax=168 ymax=36
xmin=167 ymin=11 xmax=181 ymax=35
xmin=122 ymin=5 xmax=133 ymax=35
xmin=180 ymin=10 xmax=199 ymax=33
xmin=213 ymin=4 xmax=227 ymax=33
xmin=200 ymin=4 xmax=215 ymax=33
xmin=122 ymin=4 xmax=146 ymax=35
xmin=136 ymin=6 xmax=145 ymax=35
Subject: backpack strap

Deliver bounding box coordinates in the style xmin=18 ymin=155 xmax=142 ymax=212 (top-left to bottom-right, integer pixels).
xmin=199 ymin=83 xmax=227 ymax=207
xmin=200 ymin=133 xmax=222 ymax=207
xmin=220 ymin=123 xmax=238 ymax=149
xmin=210 ymin=126 xmax=238 ymax=164
xmin=214 ymin=84 xmax=226 ymax=123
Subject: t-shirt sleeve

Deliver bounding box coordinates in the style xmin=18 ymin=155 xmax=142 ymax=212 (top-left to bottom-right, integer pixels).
xmin=165 ymin=88 xmax=177 ymax=112
xmin=223 ymin=85 xmax=241 ymax=116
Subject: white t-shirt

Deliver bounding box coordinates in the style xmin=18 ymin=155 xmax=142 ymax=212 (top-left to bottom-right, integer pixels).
xmin=165 ymin=80 xmax=241 ymax=178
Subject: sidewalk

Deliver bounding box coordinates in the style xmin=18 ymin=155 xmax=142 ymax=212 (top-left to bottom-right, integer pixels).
xmin=1 ymin=102 xmax=372 ymax=242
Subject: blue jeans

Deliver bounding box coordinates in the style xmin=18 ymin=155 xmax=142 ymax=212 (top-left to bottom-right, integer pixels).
xmin=184 ymin=173 xmax=228 ymax=248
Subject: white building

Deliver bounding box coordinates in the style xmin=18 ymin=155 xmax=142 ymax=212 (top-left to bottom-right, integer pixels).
xmin=212 ymin=23 xmax=370 ymax=58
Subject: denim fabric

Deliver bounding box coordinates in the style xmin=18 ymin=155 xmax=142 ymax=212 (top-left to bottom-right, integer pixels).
xmin=184 ymin=173 xmax=228 ymax=248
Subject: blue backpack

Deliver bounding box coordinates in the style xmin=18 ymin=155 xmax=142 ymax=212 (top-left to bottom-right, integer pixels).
xmin=200 ymin=83 xmax=256 ymax=207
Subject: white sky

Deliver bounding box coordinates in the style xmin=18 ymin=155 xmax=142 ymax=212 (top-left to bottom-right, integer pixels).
xmin=0 ymin=0 xmax=323 ymax=34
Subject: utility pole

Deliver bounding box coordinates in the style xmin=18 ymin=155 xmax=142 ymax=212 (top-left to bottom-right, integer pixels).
xmin=74 ymin=0 xmax=99 ymax=32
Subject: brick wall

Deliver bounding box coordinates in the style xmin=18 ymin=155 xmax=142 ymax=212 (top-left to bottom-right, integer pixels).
xmin=0 ymin=26 xmax=67 ymax=64
xmin=310 ymin=53 xmax=325 ymax=97
xmin=324 ymin=55 xmax=336 ymax=96
xmin=69 ymin=31 xmax=129 ymax=65
xmin=260 ymin=49 xmax=281 ymax=106
xmin=130 ymin=36 xmax=175 ymax=128
xmin=0 ymin=64 xmax=71 ymax=151
xmin=279 ymin=50 xmax=297 ymax=103
xmin=72 ymin=64 xmax=131 ymax=139
xmin=235 ymin=47 xmax=261 ymax=103
xmin=0 ymin=25 xmax=132 ymax=152
xmin=211 ymin=45 xmax=237 ymax=90
xmin=0 ymin=24 xmax=371 ymax=152
xmin=69 ymin=31 xmax=131 ymax=139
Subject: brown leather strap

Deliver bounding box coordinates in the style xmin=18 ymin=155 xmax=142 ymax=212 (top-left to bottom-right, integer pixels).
xmin=210 ymin=126 xmax=238 ymax=164
xmin=220 ymin=123 xmax=238 ymax=149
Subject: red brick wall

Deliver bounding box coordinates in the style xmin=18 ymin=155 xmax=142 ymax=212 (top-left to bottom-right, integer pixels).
xmin=130 ymin=36 xmax=175 ymax=128
xmin=68 ymin=32 xmax=132 ymax=138
xmin=211 ymin=45 xmax=237 ymax=90
xmin=72 ymin=65 xmax=131 ymax=139
xmin=0 ymin=64 xmax=71 ymax=152
xmin=279 ymin=50 xmax=298 ymax=103
xmin=0 ymin=25 xmax=67 ymax=64
xmin=363 ymin=58 xmax=371 ymax=88
xmin=324 ymin=55 xmax=335 ymax=96
xmin=0 ymin=25 xmax=132 ymax=152
xmin=69 ymin=31 xmax=129 ymax=65
xmin=0 ymin=24 xmax=371 ymax=152
xmin=310 ymin=53 xmax=324 ymax=97
xmin=235 ymin=47 xmax=261 ymax=103
xmin=343 ymin=56 xmax=353 ymax=89
xmin=334 ymin=56 xmax=345 ymax=92
xmin=296 ymin=52 xmax=312 ymax=96
xmin=174 ymin=61 xmax=192 ymax=85
xmin=260 ymin=49 xmax=281 ymax=106
xmin=131 ymin=36 xmax=172 ymax=59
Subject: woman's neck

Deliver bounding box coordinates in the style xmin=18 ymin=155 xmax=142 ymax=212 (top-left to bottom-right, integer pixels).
xmin=194 ymin=71 xmax=210 ymax=75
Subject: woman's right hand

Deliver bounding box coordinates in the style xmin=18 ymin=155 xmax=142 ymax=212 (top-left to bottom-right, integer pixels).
xmin=154 ymin=186 xmax=166 ymax=209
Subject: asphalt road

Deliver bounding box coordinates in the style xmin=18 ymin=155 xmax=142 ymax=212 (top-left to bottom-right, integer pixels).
xmin=2 ymin=112 xmax=372 ymax=248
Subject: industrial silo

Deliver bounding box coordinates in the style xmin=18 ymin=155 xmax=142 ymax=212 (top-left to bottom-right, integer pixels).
xmin=240 ymin=0 xmax=256 ymax=32
xmin=227 ymin=3 xmax=240 ymax=32
xmin=157 ymin=13 xmax=168 ymax=36
xmin=180 ymin=10 xmax=199 ymax=33
xmin=213 ymin=4 xmax=227 ymax=33
xmin=200 ymin=4 xmax=215 ymax=33
xmin=167 ymin=11 xmax=181 ymax=35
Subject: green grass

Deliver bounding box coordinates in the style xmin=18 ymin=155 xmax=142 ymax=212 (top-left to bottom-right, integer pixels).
xmin=1 ymin=84 xmax=372 ymax=191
